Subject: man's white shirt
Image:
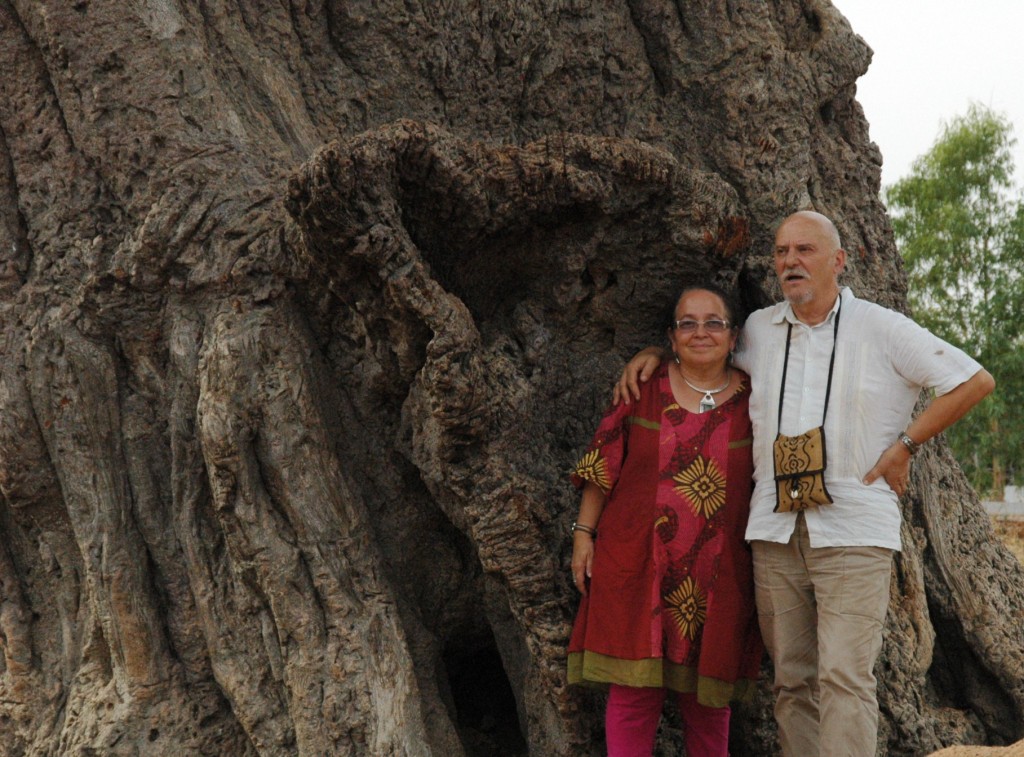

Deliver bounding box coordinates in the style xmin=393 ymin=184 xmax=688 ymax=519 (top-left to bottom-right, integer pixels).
xmin=733 ymin=287 xmax=982 ymax=550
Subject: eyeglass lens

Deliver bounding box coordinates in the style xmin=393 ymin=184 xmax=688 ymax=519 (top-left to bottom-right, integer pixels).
xmin=675 ymin=319 xmax=728 ymax=333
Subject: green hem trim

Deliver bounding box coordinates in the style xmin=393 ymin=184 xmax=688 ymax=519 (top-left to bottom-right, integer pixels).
xmin=568 ymin=651 xmax=756 ymax=707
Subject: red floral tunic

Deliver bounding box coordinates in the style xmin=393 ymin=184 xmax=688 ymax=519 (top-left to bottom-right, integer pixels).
xmin=567 ymin=365 xmax=762 ymax=706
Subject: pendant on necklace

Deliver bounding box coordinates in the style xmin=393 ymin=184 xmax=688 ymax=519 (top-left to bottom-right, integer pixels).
xmin=681 ymin=367 xmax=731 ymax=414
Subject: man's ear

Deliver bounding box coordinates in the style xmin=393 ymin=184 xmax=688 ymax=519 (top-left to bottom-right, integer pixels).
xmin=834 ymin=247 xmax=847 ymax=274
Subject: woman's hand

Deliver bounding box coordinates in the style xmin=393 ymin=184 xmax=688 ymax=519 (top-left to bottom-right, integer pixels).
xmin=612 ymin=347 xmax=666 ymax=405
xmin=572 ymin=483 xmax=605 ymax=596
xmin=571 ymin=532 xmax=595 ymax=595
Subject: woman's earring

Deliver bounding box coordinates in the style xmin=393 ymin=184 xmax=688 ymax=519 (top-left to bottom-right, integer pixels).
xmin=674 ymin=353 xmax=681 ymax=365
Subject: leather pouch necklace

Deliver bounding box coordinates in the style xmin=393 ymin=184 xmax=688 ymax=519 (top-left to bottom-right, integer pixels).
xmin=772 ymin=297 xmax=841 ymax=513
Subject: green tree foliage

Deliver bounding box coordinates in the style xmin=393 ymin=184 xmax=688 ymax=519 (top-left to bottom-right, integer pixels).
xmin=885 ymin=104 xmax=1024 ymax=496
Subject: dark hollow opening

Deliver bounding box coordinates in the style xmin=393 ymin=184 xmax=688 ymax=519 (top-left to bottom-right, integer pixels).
xmin=443 ymin=633 xmax=528 ymax=757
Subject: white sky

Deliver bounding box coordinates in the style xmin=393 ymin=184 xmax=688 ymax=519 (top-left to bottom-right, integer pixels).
xmin=835 ymin=0 xmax=1024 ymax=188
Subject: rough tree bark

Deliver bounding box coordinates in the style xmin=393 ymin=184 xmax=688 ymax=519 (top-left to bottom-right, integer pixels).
xmin=0 ymin=1 xmax=1020 ymax=755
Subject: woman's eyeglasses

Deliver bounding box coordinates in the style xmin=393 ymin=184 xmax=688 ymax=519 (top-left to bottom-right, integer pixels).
xmin=672 ymin=319 xmax=730 ymax=333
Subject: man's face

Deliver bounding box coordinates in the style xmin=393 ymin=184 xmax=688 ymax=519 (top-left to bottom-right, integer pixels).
xmin=773 ymin=215 xmax=845 ymax=307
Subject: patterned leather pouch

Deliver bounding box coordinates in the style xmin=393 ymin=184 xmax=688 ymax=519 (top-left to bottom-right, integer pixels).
xmin=772 ymin=426 xmax=833 ymax=512
xmin=773 ymin=297 xmax=842 ymax=514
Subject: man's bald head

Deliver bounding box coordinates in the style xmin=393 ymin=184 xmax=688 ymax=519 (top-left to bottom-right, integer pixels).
xmin=777 ymin=211 xmax=841 ymax=251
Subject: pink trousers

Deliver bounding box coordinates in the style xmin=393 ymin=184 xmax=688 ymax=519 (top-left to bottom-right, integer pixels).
xmin=605 ymin=684 xmax=731 ymax=757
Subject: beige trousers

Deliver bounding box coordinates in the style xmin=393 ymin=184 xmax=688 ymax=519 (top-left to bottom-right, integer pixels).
xmin=752 ymin=514 xmax=893 ymax=757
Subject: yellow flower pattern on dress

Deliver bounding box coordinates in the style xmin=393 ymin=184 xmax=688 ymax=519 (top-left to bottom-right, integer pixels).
xmin=665 ymin=577 xmax=707 ymax=640
xmin=574 ymin=449 xmax=611 ymax=491
xmin=673 ymin=455 xmax=726 ymax=519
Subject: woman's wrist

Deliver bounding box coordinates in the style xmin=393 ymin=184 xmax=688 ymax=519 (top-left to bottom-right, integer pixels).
xmin=571 ymin=521 xmax=597 ymax=538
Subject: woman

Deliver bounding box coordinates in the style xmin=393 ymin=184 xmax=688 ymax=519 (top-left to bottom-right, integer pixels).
xmin=567 ymin=284 xmax=762 ymax=757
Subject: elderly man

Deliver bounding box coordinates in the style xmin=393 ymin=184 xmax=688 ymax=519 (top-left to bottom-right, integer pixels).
xmin=615 ymin=210 xmax=994 ymax=756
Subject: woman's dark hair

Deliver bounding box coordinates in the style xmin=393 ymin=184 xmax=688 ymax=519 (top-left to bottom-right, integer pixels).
xmin=665 ymin=282 xmax=745 ymax=331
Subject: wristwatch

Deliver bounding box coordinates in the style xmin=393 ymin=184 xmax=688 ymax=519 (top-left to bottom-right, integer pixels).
xmin=898 ymin=432 xmax=920 ymax=455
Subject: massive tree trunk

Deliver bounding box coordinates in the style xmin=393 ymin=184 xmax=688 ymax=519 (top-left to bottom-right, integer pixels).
xmin=0 ymin=1 xmax=1020 ymax=755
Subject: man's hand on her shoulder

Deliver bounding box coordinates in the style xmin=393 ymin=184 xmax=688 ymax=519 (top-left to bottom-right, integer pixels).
xmin=612 ymin=347 xmax=666 ymax=405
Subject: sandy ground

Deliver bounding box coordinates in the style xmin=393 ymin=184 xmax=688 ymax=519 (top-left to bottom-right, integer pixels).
xmin=930 ymin=743 xmax=1024 ymax=756
xmin=992 ymin=517 xmax=1024 ymax=563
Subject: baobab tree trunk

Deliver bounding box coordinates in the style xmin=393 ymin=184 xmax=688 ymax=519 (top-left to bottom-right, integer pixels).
xmin=0 ymin=1 xmax=1020 ymax=755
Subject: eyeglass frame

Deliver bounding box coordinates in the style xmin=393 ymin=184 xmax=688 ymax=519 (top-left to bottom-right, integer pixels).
xmin=671 ymin=318 xmax=731 ymax=333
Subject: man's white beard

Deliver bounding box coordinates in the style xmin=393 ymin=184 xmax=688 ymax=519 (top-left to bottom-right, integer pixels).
xmin=784 ymin=289 xmax=813 ymax=306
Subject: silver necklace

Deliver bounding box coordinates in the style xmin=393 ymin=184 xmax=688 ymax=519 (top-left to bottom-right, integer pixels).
xmin=677 ymin=366 xmax=731 ymax=413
